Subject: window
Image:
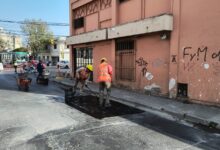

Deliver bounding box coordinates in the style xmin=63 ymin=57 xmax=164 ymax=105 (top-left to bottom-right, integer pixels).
xmin=116 ymin=39 xmax=136 ymax=81
xmin=54 ymin=44 xmax=57 ymax=49
xmin=74 ymin=17 xmax=84 ymax=29
xmin=74 ymin=47 xmax=93 ymax=81
xmin=119 ymin=0 xmax=129 ymax=3
xmin=177 ymin=83 xmax=188 ymax=98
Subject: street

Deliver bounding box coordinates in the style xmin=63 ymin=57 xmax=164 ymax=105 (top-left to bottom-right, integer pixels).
xmin=0 ymin=70 xmax=220 ymax=150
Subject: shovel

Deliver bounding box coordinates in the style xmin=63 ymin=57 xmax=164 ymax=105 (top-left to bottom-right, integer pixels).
xmin=85 ymin=85 xmax=99 ymax=99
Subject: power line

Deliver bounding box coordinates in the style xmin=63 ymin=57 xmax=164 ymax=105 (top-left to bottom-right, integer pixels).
xmin=0 ymin=19 xmax=69 ymax=26
xmin=0 ymin=29 xmax=68 ymax=37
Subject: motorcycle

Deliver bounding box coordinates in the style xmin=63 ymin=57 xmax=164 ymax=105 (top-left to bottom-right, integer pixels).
xmin=36 ymin=70 xmax=50 ymax=85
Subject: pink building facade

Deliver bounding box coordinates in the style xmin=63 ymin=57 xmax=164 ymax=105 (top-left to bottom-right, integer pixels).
xmin=67 ymin=0 xmax=220 ymax=106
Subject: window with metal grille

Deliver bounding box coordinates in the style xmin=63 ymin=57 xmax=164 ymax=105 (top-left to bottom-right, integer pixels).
xmin=116 ymin=40 xmax=136 ymax=81
xmin=74 ymin=47 xmax=93 ymax=81
xmin=74 ymin=17 xmax=84 ymax=29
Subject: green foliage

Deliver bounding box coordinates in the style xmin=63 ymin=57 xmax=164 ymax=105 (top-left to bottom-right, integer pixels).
xmin=20 ymin=19 xmax=54 ymax=57
xmin=0 ymin=38 xmax=6 ymax=51
xmin=13 ymin=47 xmax=28 ymax=52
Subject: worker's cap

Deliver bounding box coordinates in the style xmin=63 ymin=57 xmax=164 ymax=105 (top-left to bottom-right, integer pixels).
xmin=86 ymin=64 xmax=93 ymax=72
xmin=100 ymin=57 xmax=107 ymax=62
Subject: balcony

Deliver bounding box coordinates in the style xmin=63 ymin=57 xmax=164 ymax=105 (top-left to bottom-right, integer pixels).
xmin=66 ymin=29 xmax=107 ymax=45
xmin=108 ymin=14 xmax=173 ymax=39
xmin=67 ymin=14 xmax=173 ymax=45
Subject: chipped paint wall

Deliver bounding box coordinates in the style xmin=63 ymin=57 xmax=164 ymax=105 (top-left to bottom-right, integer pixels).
xmin=70 ymin=0 xmax=220 ymax=105
xmin=178 ymin=0 xmax=220 ymax=103
xmin=118 ymin=0 xmax=171 ymax=24
xmin=113 ymin=33 xmax=170 ymax=95
xmin=169 ymin=0 xmax=220 ymax=104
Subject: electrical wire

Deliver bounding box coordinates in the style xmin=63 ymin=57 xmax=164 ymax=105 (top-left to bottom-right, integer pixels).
xmin=0 ymin=19 xmax=69 ymax=26
xmin=0 ymin=28 xmax=68 ymax=37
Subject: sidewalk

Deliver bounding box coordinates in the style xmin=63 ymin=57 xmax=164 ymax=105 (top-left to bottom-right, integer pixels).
xmin=53 ymin=78 xmax=220 ymax=130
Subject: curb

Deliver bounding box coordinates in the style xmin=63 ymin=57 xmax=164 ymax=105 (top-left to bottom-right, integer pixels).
xmin=53 ymin=79 xmax=220 ymax=130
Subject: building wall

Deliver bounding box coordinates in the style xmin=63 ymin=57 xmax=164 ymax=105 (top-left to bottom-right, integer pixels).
xmin=93 ymin=41 xmax=113 ymax=82
xmin=100 ymin=7 xmax=112 ymax=29
xmin=69 ymin=0 xmax=220 ymax=105
xmin=111 ymin=33 xmax=170 ymax=94
xmin=177 ymin=0 xmax=220 ymax=104
xmin=136 ymin=34 xmax=170 ymax=94
xmin=72 ymin=0 xmax=172 ymax=35
xmin=0 ymin=33 xmax=22 ymax=50
xmin=118 ymin=0 xmax=141 ymax=24
xmin=39 ymin=37 xmax=70 ymax=64
xmin=144 ymin=0 xmax=171 ymax=18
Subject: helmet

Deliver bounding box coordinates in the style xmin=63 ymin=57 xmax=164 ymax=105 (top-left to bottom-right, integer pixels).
xmin=100 ymin=57 xmax=107 ymax=62
xmin=86 ymin=64 xmax=93 ymax=71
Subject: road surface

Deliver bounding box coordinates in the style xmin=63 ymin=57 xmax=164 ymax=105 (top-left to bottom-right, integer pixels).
xmin=0 ymin=70 xmax=219 ymax=150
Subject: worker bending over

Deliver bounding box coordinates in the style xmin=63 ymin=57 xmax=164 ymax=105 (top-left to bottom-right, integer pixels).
xmin=74 ymin=64 xmax=93 ymax=93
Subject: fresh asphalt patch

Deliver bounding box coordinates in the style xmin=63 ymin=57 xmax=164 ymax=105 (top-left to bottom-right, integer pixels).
xmin=66 ymin=95 xmax=144 ymax=119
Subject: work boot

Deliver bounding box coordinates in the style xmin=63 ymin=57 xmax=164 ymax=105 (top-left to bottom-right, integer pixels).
xmin=105 ymin=90 xmax=111 ymax=108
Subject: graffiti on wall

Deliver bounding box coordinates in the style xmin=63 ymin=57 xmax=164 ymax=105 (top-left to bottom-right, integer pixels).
xmin=171 ymin=55 xmax=177 ymax=63
xmin=183 ymin=46 xmax=220 ymax=62
xmin=136 ymin=57 xmax=148 ymax=76
xmin=183 ymin=46 xmax=220 ymax=76
xmin=183 ymin=62 xmax=196 ymax=71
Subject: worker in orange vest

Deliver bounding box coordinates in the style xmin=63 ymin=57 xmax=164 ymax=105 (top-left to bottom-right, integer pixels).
xmin=97 ymin=58 xmax=113 ymax=108
xmin=74 ymin=64 xmax=93 ymax=93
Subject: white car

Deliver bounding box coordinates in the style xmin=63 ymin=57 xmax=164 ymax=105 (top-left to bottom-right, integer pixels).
xmin=57 ymin=60 xmax=69 ymax=69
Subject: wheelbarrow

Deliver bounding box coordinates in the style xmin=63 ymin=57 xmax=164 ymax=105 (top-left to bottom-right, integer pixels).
xmin=16 ymin=73 xmax=32 ymax=91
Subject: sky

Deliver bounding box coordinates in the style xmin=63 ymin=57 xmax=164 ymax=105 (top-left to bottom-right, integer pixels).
xmin=0 ymin=0 xmax=69 ymax=38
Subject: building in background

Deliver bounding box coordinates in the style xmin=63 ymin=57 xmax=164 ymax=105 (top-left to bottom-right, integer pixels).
xmin=38 ymin=37 xmax=70 ymax=65
xmin=0 ymin=27 xmax=22 ymax=51
xmin=67 ymin=0 xmax=220 ymax=106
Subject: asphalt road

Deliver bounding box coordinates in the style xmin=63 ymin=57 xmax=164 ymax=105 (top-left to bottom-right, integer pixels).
xmin=0 ymin=70 xmax=220 ymax=150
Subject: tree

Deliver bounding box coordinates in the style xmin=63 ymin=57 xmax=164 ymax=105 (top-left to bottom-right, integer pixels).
xmin=20 ymin=19 xmax=54 ymax=58
xmin=13 ymin=47 xmax=28 ymax=52
xmin=0 ymin=38 xmax=6 ymax=51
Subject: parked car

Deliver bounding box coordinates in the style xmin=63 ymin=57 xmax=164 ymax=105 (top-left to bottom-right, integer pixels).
xmin=57 ymin=60 xmax=69 ymax=69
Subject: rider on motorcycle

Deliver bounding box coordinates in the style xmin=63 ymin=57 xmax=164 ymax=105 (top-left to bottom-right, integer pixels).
xmin=37 ymin=60 xmax=45 ymax=77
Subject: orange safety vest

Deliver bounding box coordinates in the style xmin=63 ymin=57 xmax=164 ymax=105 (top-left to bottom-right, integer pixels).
xmin=98 ymin=62 xmax=111 ymax=82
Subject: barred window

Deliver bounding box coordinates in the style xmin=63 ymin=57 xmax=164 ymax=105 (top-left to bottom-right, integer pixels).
xmin=74 ymin=47 xmax=93 ymax=81
xmin=116 ymin=39 xmax=136 ymax=81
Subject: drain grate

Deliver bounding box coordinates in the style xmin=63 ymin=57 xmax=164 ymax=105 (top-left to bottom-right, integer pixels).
xmin=66 ymin=95 xmax=144 ymax=119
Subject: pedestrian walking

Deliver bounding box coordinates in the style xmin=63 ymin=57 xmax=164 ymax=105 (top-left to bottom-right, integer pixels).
xmin=56 ymin=64 xmax=61 ymax=77
xmin=73 ymin=64 xmax=93 ymax=93
xmin=97 ymin=57 xmax=113 ymax=108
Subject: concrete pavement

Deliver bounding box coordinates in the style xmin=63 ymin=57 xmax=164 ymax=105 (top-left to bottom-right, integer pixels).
xmin=53 ymin=78 xmax=220 ymax=130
